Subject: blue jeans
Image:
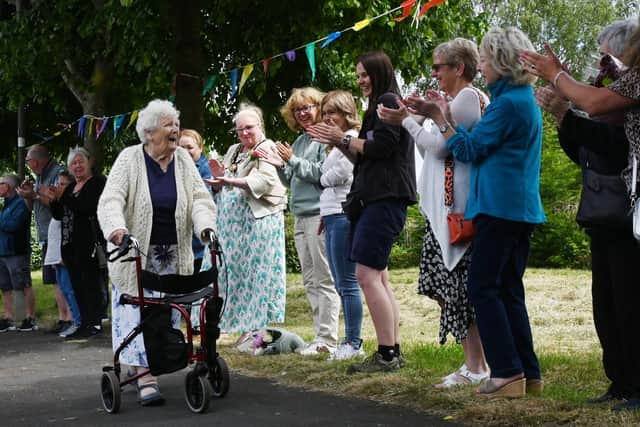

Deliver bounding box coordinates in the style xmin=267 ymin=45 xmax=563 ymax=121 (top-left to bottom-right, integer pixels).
xmin=324 ymin=214 xmax=362 ymax=347
xmin=55 ymin=265 xmax=81 ymax=326
xmin=467 ymin=214 xmax=540 ymax=379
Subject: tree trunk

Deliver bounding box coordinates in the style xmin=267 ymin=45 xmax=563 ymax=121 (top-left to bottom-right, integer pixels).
xmin=171 ymin=0 xmax=204 ymax=133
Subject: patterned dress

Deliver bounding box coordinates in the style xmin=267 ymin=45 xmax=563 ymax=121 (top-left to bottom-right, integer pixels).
xmin=202 ymin=160 xmax=286 ymax=333
xmin=111 ymin=244 xmax=181 ymax=367
xmin=609 ymin=67 xmax=640 ymax=188
xmin=417 ymin=218 xmax=474 ymax=345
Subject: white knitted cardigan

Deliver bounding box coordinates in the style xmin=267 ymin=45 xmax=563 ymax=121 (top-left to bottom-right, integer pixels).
xmin=97 ymin=144 xmax=216 ymax=295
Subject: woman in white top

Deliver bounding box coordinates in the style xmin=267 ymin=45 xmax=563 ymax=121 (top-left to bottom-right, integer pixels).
xmin=378 ymin=38 xmax=490 ymax=387
xmin=317 ymin=90 xmax=364 ymax=360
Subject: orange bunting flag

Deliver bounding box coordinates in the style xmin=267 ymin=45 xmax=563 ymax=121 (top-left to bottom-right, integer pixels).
xmin=393 ymin=0 xmax=416 ymax=22
xmin=418 ymin=0 xmax=446 ymax=17
xmin=263 ymin=57 xmax=272 ymax=74
xmin=352 ymin=19 xmax=371 ymax=31
xmin=239 ymin=64 xmax=254 ymax=93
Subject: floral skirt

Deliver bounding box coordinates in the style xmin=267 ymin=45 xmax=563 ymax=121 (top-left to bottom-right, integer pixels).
xmin=194 ymin=186 xmax=286 ymax=333
xmin=417 ymin=219 xmax=474 ymax=345
xmin=111 ymin=243 xmax=181 ymax=367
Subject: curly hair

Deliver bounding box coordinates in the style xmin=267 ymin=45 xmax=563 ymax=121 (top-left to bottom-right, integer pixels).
xmin=434 ymin=38 xmax=480 ymax=82
xmin=480 ymin=27 xmax=536 ymax=86
xmin=279 ymin=87 xmax=325 ymax=132
xmin=320 ymin=90 xmax=361 ymax=131
xmin=135 ymin=99 xmax=180 ymax=143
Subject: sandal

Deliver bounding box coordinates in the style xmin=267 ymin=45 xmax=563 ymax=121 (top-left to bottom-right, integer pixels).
xmin=137 ymin=383 xmax=165 ymax=406
xmin=435 ymin=366 xmax=489 ymax=388
xmin=476 ymin=377 xmax=525 ymax=398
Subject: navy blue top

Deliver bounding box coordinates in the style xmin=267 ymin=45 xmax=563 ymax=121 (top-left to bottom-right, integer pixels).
xmin=192 ymin=154 xmax=213 ymax=259
xmin=144 ymin=150 xmax=178 ymax=245
xmin=446 ymin=77 xmax=546 ymax=224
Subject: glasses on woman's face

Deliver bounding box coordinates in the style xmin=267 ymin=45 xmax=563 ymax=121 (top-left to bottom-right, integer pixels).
xmin=235 ymin=124 xmax=257 ymax=134
xmin=431 ymin=63 xmax=454 ymax=72
xmin=293 ymin=104 xmax=317 ymax=115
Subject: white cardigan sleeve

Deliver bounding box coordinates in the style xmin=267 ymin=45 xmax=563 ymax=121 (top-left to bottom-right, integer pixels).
xmin=402 ymin=116 xmax=449 ymax=160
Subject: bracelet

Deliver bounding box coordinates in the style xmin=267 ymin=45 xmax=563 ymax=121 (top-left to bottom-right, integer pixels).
xmin=552 ymin=70 xmax=567 ymax=88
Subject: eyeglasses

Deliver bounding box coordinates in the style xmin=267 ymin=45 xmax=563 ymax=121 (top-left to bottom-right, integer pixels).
xmin=431 ymin=63 xmax=454 ymax=72
xmin=235 ymin=124 xmax=257 ymax=134
xmin=25 ymin=157 xmax=34 ymax=162
xmin=293 ymin=104 xmax=317 ymax=115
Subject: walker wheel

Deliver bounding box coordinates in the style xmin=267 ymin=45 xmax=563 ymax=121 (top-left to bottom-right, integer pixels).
xmin=100 ymin=371 xmax=121 ymax=414
xmin=209 ymin=356 xmax=230 ymax=398
xmin=184 ymin=370 xmax=212 ymax=413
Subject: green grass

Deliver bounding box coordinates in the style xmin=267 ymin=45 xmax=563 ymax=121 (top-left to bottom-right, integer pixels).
xmin=21 ymin=267 xmax=640 ymax=426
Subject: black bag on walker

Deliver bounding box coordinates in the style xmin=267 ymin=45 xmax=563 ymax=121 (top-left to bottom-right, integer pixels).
xmin=142 ymin=305 xmax=188 ymax=376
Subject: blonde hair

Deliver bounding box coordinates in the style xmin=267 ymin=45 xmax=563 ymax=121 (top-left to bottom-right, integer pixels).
xmin=180 ymin=129 xmax=203 ymax=148
xmin=280 ymin=87 xmax=325 ymax=132
xmin=434 ymin=38 xmax=480 ymax=82
xmin=320 ymin=90 xmax=361 ymax=131
xmin=480 ymin=27 xmax=536 ymax=86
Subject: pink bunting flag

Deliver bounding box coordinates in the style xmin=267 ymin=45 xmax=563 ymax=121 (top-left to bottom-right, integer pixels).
xmin=263 ymin=57 xmax=273 ymax=74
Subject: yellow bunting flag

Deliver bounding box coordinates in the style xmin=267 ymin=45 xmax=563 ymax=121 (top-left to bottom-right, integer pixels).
xmin=239 ymin=64 xmax=254 ymax=94
xmin=126 ymin=111 xmax=138 ymax=129
xmin=352 ymin=19 xmax=371 ymax=31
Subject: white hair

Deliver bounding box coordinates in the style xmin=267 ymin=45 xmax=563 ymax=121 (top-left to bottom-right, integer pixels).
xmin=1 ymin=173 xmax=20 ymax=189
xmin=135 ymin=99 xmax=180 ymax=143
xmin=67 ymin=145 xmax=91 ymax=167
xmin=481 ymin=27 xmax=536 ymax=86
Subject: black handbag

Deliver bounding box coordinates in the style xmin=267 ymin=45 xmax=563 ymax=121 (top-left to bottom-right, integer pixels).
xmin=575 ymin=167 xmax=631 ymax=228
xmin=342 ymin=191 xmax=364 ymax=222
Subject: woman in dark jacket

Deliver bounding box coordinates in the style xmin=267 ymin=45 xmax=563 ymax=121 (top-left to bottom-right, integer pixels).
xmin=308 ymin=50 xmax=416 ymax=373
xmin=49 ymin=147 xmax=106 ymax=339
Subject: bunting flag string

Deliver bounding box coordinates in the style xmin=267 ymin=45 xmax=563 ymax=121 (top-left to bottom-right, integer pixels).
xmin=39 ymin=0 xmax=447 ymax=142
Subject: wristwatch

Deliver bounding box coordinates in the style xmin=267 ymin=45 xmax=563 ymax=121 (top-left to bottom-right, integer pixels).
xmin=438 ymin=122 xmax=451 ymax=134
xmin=341 ymin=134 xmax=352 ymax=149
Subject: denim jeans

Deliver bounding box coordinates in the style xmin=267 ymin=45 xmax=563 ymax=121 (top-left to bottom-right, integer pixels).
xmin=55 ymin=265 xmax=81 ymax=326
xmin=467 ymin=214 xmax=540 ymax=379
xmin=324 ymin=214 xmax=362 ymax=347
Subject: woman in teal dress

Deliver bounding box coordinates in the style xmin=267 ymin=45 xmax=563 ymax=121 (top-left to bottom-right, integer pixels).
xmin=203 ymin=103 xmax=287 ymax=338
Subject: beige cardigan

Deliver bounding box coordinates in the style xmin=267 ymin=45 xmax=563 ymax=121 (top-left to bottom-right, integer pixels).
xmin=222 ymin=139 xmax=287 ymax=218
xmin=97 ymin=144 xmax=216 ymax=295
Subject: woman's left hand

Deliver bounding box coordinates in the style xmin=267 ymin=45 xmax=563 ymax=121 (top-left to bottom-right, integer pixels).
xmin=519 ymin=43 xmax=564 ymax=83
xmin=306 ymin=122 xmax=343 ymax=145
xmin=275 ymin=142 xmax=293 ymax=162
xmin=377 ymin=99 xmax=410 ymax=126
xmin=255 ymin=146 xmax=284 ymax=168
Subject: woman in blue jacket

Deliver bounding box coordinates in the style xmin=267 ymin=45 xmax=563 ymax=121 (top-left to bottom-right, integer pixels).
xmin=408 ymin=27 xmax=545 ymax=398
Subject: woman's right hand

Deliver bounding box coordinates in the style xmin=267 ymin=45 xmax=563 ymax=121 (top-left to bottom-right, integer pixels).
xmin=109 ymin=229 xmax=127 ymax=246
xmin=254 ymin=145 xmax=285 ymax=168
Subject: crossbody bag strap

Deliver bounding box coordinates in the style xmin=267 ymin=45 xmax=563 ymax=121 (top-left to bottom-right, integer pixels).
xmin=632 ymin=155 xmax=638 ymax=208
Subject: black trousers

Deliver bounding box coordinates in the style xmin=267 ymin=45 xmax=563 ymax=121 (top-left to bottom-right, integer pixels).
xmin=67 ymin=257 xmax=106 ymax=328
xmin=590 ymin=228 xmax=640 ymax=397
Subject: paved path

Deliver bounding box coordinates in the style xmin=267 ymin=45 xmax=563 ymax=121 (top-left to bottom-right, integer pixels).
xmin=0 ymin=331 xmax=459 ymax=426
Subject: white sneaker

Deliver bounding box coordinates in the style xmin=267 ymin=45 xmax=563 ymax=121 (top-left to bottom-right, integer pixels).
xmin=300 ymin=342 xmax=335 ymax=356
xmin=329 ymin=342 xmax=365 ymax=361
xmin=58 ymin=323 xmax=79 ymax=338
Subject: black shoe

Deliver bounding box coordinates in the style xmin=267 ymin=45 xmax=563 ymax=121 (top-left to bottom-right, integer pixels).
xmin=48 ymin=320 xmax=70 ymax=334
xmin=18 ymin=317 xmax=38 ymax=331
xmin=65 ymin=325 xmax=102 ymax=340
xmin=586 ymin=385 xmax=623 ymax=404
xmin=612 ymin=397 xmax=640 ymax=412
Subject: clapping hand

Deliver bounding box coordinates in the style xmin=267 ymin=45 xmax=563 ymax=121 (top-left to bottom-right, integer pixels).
xmin=275 ymin=141 xmax=293 ymax=162
xmin=405 ymin=90 xmax=450 ymax=123
xmin=519 ymin=43 xmax=565 ymax=83
xmin=255 ymin=145 xmax=285 ymax=168
xmin=307 ymin=121 xmax=343 ymax=145
xmin=377 ymin=97 xmax=411 ymax=126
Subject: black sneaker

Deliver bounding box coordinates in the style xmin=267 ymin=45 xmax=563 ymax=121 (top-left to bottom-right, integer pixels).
xmin=0 ymin=318 xmax=16 ymax=332
xmin=18 ymin=317 xmax=38 ymax=331
xmin=65 ymin=325 xmax=102 ymax=340
xmin=48 ymin=320 xmax=69 ymax=334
